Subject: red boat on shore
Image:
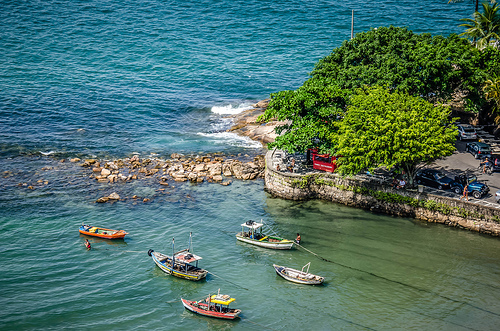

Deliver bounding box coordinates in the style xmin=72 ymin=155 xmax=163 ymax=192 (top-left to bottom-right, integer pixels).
xmin=79 ymin=224 xmax=128 ymax=239
xmin=181 ymin=290 xmax=241 ymax=320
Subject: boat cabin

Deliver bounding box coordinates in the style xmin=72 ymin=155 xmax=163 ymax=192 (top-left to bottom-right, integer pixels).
xmin=239 ymin=220 xmax=265 ymax=240
xmin=173 ymin=248 xmax=203 ymax=270
xmin=208 ymin=293 xmax=236 ymax=313
xmin=308 ymin=149 xmax=338 ymax=173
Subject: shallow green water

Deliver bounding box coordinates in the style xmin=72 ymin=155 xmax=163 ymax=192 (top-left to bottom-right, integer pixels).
xmin=1 ymin=158 xmax=499 ymax=330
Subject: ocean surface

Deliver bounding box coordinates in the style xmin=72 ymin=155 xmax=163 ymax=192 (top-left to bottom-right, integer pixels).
xmin=1 ymin=0 xmax=499 ymax=330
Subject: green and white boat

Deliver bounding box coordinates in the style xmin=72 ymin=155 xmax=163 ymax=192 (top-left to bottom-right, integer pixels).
xmin=236 ymin=220 xmax=294 ymax=250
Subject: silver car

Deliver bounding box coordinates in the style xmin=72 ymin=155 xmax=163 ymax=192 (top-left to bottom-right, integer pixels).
xmin=457 ymin=124 xmax=477 ymax=141
xmin=496 ymin=189 xmax=500 ymax=203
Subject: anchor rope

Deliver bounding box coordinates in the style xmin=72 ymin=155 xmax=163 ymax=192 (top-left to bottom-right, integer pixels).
xmin=294 ymin=243 xmax=500 ymax=318
xmin=207 ymin=271 xmax=250 ymax=291
xmin=240 ymin=316 xmax=278 ymax=330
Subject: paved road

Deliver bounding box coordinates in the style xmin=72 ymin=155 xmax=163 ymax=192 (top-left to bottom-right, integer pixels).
xmin=275 ymin=134 xmax=500 ymax=209
xmin=427 ymin=139 xmax=500 ymax=208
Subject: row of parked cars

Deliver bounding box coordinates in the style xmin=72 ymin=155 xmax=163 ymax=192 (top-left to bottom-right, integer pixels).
xmin=415 ymin=169 xmax=490 ymax=199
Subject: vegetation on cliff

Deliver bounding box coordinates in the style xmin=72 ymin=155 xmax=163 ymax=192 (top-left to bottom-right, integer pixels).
xmin=259 ymin=25 xmax=500 ymax=178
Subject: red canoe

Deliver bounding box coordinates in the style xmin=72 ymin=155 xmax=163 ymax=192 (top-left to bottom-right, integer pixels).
xmin=79 ymin=224 xmax=128 ymax=239
xmin=181 ymin=292 xmax=241 ymax=320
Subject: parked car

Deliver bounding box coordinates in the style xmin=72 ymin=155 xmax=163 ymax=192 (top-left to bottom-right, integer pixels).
xmin=415 ymin=169 xmax=454 ymax=190
xmin=491 ymin=154 xmax=500 ymax=173
xmin=451 ymin=174 xmax=490 ymax=199
xmin=496 ymin=189 xmax=500 ymax=203
xmin=466 ymin=142 xmax=492 ymax=159
xmin=457 ymin=124 xmax=477 ymax=140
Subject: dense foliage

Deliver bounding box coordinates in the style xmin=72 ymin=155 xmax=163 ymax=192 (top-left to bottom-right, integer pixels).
xmin=459 ymin=1 xmax=500 ymax=49
xmin=312 ymin=26 xmax=489 ymax=102
xmin=259 ymin=80 xmax=348 ymax=153
xmin=335 ymin=86 xmax=457 ymax=181
xmin=260 ymin=26 xmax=500 ymax=178
xmin=261 ymin=26 xmax=500 ymax=151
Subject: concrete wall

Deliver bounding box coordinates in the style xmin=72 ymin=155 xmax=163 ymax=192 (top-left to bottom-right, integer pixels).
xmin=264 ymin=151 xmax=500 ymax=237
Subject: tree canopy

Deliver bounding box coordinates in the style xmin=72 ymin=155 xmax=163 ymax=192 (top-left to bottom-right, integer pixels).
xmin=335 ymin=86 xmax=457 ymax=182
xmin=459 ymin=0 xmax=500 ymax=49
xmin=260 ymin=26 xmax=500 ymax=156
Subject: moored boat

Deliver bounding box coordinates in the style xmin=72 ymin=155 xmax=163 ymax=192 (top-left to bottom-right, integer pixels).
xmin=181 ymin=289 xmax=241 ymax=320
xmin=236 ymin=220 xmax=293 ymax=250
xmin=79 ymin=224 xmax=128 ymax=239
xmin=148 ymin=233 xmax=208 ymax=281
xmin=273 ymin=262 xmax=324 ymax=285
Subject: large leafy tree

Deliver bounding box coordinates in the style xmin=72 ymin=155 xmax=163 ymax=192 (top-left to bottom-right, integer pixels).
xmin=335 ymin=87 xmax=457 ymax=184
xmin=459 ymin=1 xmax=500 ymax=49
xmin=259 ymin=79 xmax=348 ymax=153
xmin=312 ymin=26 xmax=479 ymax=101
xmin=260 ymin=26 xmax=500 ymax=160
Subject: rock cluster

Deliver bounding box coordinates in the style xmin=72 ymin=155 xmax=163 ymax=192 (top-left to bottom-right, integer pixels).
xmin=227 ymin=99 xmax=282 ymax=145
xmin=80 ymin=153 xmax=265 ymax=202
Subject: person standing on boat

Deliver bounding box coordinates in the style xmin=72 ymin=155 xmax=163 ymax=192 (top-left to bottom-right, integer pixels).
xmin=85 ymin=239 xmax=91 ymax=250
xmin=295 ymin=233 xmax=301 ymax=244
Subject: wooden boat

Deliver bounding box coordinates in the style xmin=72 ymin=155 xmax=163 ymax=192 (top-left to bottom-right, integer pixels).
xmin=148 ymin=233 xmax=208 ymax=281
xmin=273 ymin=262 xmax=324 ymax=285
xmin=181 ymin=289 xmax=241 ymax=320
xmin=236 ymin=220 xmax=294 ymax=250
xmin=79 ymin=224 xmax=128 ymax=239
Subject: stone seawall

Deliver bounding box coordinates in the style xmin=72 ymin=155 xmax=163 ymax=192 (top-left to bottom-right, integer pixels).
xmin=264 ymin=151 xmax=500 ymax=237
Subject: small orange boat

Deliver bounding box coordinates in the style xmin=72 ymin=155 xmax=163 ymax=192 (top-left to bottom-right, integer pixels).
xmin=79 ymin=224 xmax=128 ymax=239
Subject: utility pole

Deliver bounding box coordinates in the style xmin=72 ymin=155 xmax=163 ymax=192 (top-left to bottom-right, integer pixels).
xmin=351 ymin=10 xmax=354 ymax=39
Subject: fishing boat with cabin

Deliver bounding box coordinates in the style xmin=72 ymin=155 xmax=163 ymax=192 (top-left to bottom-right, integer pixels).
xmin=79 ymin=224 xmax=128 ymax=239
xmin=236 ymin=220 xmax=294 ymax=250
xmin=147 ymin=232 xmax=208 ymax=281
xmin=273 ymin=262 xmax=324 ymax=285
xmin=181 ymin=289 xmax=241 ymax=320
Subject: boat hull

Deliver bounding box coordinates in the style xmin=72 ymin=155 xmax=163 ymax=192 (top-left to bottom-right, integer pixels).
xmin=273 ymin=264 xmax=324 ymax=285
xmin=181 ymin=299 xmax=240 ymax=320
xmin=149 ymin=250 xmax=207 ymax=281
xmin=236 ymin=235 xmax=293 ymax=250
xmin=79 ymin=226 xmax=128 ymax=239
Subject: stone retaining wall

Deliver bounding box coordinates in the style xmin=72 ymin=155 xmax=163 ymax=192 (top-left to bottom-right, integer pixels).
xmin=264 ymin=151 xmax=500 ymax=237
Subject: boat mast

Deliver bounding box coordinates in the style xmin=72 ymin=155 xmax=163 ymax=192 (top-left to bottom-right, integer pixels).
xmin=188 ymin=232 xmax=192 ymax=253
xmin=171 ymin=237 xmax=175 ymax=269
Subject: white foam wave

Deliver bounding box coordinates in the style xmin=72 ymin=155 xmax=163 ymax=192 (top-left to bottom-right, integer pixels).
xmin=197 ymin=132 xmax=263 ymax=149
xmin=40 ymin=151 xmax=56 ymax=156
xmin=211 ymin=103 xmax=253 ymax=115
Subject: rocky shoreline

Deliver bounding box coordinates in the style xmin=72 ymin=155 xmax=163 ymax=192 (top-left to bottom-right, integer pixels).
xmin=226 ymin=99 xmax=281 ymax=146
xmin=71 ymin=153 xmax=265 ymax=203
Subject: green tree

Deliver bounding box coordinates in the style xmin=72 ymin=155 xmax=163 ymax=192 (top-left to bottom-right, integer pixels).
xmin=483 ymin=76 xmax=500 ymax=121
xmin=259 ymin=79 xmax=348 ymax=153
xmin=260 ymin=26 xmax=500 ymax=155
xmin=459 ymin=1 xmax=500 ymax=49
xmin=312 ymin=26 xmax=478 ymax=101
xmin=335 ymin=86 xmax=457 ymax=184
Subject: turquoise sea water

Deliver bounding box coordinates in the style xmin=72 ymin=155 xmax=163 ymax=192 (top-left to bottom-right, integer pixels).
xmin=1 ymin=0 xmax=500 ymax=330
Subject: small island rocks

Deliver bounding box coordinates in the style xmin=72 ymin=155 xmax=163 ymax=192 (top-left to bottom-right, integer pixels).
xmin=78 ymin=153 xmax=265 ymax=203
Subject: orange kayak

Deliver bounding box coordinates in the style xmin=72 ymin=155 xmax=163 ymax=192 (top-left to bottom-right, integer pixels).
xmin=79 ymin=224 xmax=128 ymax=239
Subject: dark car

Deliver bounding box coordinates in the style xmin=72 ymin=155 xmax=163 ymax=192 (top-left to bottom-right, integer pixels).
xmin=466 ymin=142 xmax=492 ymax=159
xmin=451 ymin=174 xmax=490 ymax=199
xmin=415 ymin=169 xmax=454 ymax=190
